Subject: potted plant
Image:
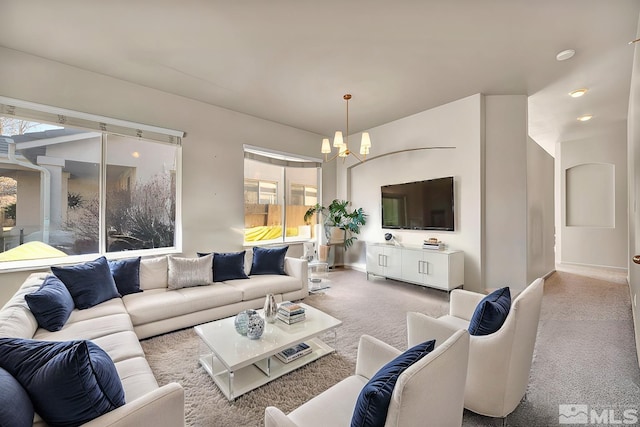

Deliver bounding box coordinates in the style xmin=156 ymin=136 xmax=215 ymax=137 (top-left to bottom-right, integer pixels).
xmin=304 ymin=199 xmax=367 ymax=250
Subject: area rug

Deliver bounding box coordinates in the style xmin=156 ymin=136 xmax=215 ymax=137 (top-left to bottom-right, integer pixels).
xmin=140 ymin=270 xmax=449 ymax=427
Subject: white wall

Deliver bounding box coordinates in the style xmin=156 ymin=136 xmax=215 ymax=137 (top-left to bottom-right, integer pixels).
xmin=0 ymin=46 xmax=321 ymax=300
xmin=484 ymin=95 xmax=528 ymax=289
xmin=527 ymin=138 xmax=556 ymax=283
xmin=626 ymin=11 xmax=640 ymax=366
xmin=558 ymin=126 xmax=628 ymax=269
xmin=337 ymin=94 xmax=484 ymax=292
xmin=485 ymin=96 xmax=555 ymax=289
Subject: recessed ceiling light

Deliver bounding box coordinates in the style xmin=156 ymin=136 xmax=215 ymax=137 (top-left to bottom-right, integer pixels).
xmin=132 ymin=151 xmax=140 ymax=158
xmin=569 ymin=89 xmax=588 ymax=98
xmin=556 ymin=49 xmax=576 ymax=61
xmin=577 ymin=114 xmax=593 ymax=122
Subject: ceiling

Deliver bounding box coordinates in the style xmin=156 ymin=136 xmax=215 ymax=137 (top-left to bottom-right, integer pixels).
xmin=1 ymin=0 xmax=639 ymax=157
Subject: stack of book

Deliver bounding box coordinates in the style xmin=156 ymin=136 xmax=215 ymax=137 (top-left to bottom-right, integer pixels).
xmin=275 ymin=342 xmax=312 ymax=363
xmin=277 ymin=301 xmax=306 ymax=324
xmin=423 ymin=240 xmax=444 ymax=250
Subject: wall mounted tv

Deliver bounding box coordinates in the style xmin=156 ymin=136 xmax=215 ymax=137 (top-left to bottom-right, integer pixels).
xmin=381 ymin=176 xmax=455 ymax=231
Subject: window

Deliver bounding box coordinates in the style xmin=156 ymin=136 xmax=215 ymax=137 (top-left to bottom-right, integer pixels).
xmin=244 ymin=179 xmax=278 ymax=205
xmin=290 ymin=184 xmax=317 ymax=206
xmin=243 ymin=146 xmax=321 ymax=244
xmin=0 ymin=98 xmax=182 ymax=269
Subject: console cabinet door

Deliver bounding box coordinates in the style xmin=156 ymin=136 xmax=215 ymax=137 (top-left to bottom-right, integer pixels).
xmin=383 ymin=246 xmax=402 ymax=278
xmin=400 ymin=249 xmax=463 ymax=290
xmin=422 ymin=251 xmax=450 ymax=289
xmin=366 ymin=245 xmax=385 ymax=276
xmin=401 ymin=249 xmax=424 ymax=284
xmin=366 ymin=245 xmax=402 ymax=278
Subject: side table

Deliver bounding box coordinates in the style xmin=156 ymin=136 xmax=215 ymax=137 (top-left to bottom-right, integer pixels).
xmin=308 ymin=261 xmax=330 ymax=293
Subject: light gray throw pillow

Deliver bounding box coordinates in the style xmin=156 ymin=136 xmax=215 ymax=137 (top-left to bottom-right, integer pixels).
xmin=167 ymin=254 xmax=213 ymax=290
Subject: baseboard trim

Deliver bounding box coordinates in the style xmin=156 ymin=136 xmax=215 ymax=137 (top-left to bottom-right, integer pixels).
xmin=555 ymin=262 xmax=628 ymax=284
xmin=557 ymin=261 xmax=628 ymax=273
xmin=542 ymin=270 xmax=556 ymax=280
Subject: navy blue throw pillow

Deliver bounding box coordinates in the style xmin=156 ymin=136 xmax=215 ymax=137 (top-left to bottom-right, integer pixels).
xmin=249 ymin=246 xmax=288 ymax=275
xmin=468 ymin=287 xmax=511 ymax=336
xmin=51 ymin=256 xmax=120 ymax=309
xmin=215 ymin=251 xmax=250 ymax=281
xmin=198 ymin=251 xmax=249 ymax=282
xmin=351 ymin=340 xmax=436 ymax=427
xmin=108 ymin=257 xmax=142 ymax=296
xmin=0 ymin=338 xmax=125 ymax=427
xmin=25 ymin=275 xmax=75 ymax=332
xmin=0 ymin=366 xmax=34 ymax=427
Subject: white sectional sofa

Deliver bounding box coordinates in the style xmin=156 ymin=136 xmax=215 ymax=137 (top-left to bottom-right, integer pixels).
xmin=0 ymin=254 xmax=308 ymax=426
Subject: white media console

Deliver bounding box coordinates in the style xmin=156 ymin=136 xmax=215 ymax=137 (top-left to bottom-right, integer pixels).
xmin=366 ymin=242 xmax=464 ymax=291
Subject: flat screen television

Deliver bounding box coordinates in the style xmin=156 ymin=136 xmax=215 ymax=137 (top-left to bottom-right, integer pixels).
xmin=381 ymin=176 xmax=455 ymax=231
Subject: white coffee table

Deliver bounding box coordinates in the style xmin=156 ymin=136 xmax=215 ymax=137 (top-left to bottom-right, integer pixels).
xmin=194 ymin=303 xmax=342 ymax=400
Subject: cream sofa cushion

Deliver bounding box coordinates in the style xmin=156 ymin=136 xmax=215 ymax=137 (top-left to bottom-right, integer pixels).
xmin=123 ymin=284 xmax=243 ymax=326
xmin=0 ymin=293 xmax=39 ymax=339
xmin=113 ymin=357 xmax=159 ymax=403
xmin=65 ymin=297 xmax=128 ymax=324
xmin=33 ymin=313 xmax=134 ymax=341
xmin=230 ymin=275 xmax=302 ymax=301
xmin=140 ymin=256 xmax=169 ymax=290
xmin=175 ymin=284 xmax=244 ymax=311
xmin=91 ymin=331 xmax=146 ymax=363
xmin=0 ymin=273 xmax=47 ymax=339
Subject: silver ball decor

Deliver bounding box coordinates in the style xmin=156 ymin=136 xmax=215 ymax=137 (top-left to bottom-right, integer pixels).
xmin=246 ymin=313 xmax=265 ymax=340
xmin=234 ymin=309 xmax=257 ymax=335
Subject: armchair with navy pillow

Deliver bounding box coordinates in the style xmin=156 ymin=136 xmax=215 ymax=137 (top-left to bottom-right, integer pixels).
xmin=407 ymin=277 xmax=545 ymax=419
xmin=264 ymin=317 xmax=469 ymax=427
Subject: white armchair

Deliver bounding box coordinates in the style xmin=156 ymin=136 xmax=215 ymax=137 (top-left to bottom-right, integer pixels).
xmin=265 ymin=320 xmax=469 ymax=427
xmin=407 ymin=277 xmax=544 ymax=418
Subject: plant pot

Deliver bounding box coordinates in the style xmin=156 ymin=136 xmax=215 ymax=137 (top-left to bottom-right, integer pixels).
xmin=318 ymin=244 xmax=331 ymax=262
xmin=328 ymin=227 xmax=345 ymax=245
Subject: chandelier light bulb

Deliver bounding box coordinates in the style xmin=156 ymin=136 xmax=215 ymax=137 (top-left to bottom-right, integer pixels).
xmin=333 ymin=131 xmax=343 ymax=147
xmin=361 ymin=132 xmax=371 ymax=148
xmin=321 ymin=138 xmax=331 ymax=154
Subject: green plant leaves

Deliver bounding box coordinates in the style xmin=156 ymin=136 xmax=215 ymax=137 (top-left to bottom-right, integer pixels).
xmin=303 ymin=199 xmax=366 ymax=250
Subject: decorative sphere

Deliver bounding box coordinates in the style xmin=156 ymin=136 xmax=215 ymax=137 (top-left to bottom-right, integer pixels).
xmin=234 ymin=309 xmax=257 ymax=335
xmin=246 ymin=313 xmax=265 ymax=340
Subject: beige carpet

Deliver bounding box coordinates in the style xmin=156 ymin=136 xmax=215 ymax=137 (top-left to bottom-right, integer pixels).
xmin=140 ymin=270 xmax=449 ymax=427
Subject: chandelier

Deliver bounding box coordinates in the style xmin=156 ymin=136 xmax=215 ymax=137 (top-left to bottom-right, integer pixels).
xmin=321 ymin=94 xmax=371 ymax=163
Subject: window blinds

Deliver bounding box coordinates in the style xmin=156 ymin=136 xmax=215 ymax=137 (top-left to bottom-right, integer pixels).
xmin=243 ymin=144 xmax=321 ymax=168
xmin=0 ymin=96 xmax=183 ymax=145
